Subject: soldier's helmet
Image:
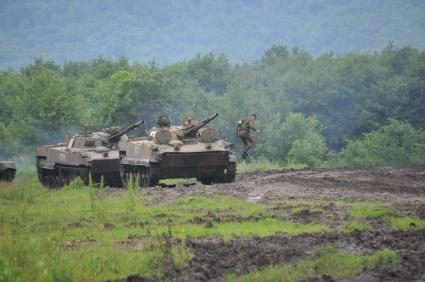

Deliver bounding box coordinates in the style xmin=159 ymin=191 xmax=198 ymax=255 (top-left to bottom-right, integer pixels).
xmin=157 ymin=115 xmax=171 ymax=127
xmin=183 ymin=116 xmax=197 ymax=128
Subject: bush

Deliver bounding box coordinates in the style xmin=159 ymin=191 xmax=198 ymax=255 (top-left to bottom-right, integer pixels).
xmin=261 ymin=113 xmax=328 ymax=167
xmin=288 ymin=133 xmax=327 ymax=167
xmin=327 ymin=119 xmax=425 ymax=167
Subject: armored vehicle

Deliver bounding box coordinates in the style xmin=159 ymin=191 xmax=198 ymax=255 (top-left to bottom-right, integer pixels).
xmin=0 ymin=161 xmax=16 ymax=182
xmin=120 ymin=113 xmax=237 ymax=187
xmin=36 ymin=119 xmax=144 ymax=188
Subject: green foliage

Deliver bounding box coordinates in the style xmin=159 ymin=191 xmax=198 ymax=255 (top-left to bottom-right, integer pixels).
xmin=0 ymin=44 xmax=425 ymax=169
xmin=66 ymin=177 xmax=84 ymax=190
xmin=328 ymin=119 xmax=425 ymax=167
xmin=126 ymin=175 xmax=137 ymax=212
xmin=186 ymin=53 xmax=233 ymax=95
xmin=261 ymin=113 xmax=327 ymax=167
xmin=0 ymin=253 xmax=23 ymax=282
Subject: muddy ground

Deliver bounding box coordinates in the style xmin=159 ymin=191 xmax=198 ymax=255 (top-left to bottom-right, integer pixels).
xmin=118 ymin=167 xmax=425 ymax=282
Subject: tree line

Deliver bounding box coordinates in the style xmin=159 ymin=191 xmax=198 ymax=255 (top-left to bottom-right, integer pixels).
xmin=1 ymin=44 xmax=424 ymax=167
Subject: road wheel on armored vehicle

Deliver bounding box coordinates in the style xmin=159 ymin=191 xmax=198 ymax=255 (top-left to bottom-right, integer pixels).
xmin=0 ymin=161 xmax=17 ymax=182
xmin=120 ymin=164 xmax=137 ymax=188
xmin=120 ymin=164 xmax=160 ymax=188
xmin=138 ymin=167 xmax=159 ymax=188
xmin=198 ymin=163 xmax=236 ymax=185
xmin=198 ymin=176 xmax=215 ymax=185
xmin=224 ymin=162 xmax=236 ymax=183
xmin=0 ymin=169 xmax=16 ymax=182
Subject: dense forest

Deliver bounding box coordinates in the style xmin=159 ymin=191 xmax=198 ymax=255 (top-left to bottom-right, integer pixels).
xmin=1 ymin=0 xmax=424 ymax=69
xmin=1 ymin=44 xmax=424 ymax=167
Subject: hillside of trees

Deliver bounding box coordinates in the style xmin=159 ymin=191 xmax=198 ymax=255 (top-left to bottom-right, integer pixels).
xmin=1 ymin=44 xmax=424 ymax=167
xmin=1 ymin=0 xmax=424 ymax=69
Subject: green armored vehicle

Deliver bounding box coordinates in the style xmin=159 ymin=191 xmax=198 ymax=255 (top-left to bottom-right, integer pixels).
xmin=0 ymin=161 xmax=16 ymax=182
xmin=36 ymin=119 xmax=144 ymax=188
xmin=120 ymin=113 xmax=237 ymax=187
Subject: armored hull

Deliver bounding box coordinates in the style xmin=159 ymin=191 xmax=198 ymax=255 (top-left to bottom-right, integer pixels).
xmin=36 ymin=119 xmax=144 ymax=189
xmin=36 ymin=143 xmax=122 ymax=188
xmin=0 ymin=161 xmax=16 ymax=182
xmin=120 ymin=114 xmax=237 ymax=187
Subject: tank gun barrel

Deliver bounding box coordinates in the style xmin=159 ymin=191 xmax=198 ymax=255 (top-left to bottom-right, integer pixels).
xmin=108 ymin=119 xmax=144 ymax=142
xmin=184 ymin=113 xmax=218 ymax=137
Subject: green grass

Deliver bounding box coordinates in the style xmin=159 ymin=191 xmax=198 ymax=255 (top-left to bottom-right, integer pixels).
xmin=0 ymin=177 xmax=332 ymax=281
xmin=165 ymin=218 xmax=329 ymax=241
xmin=2 ymin=175 xmax=422 ymax=281
xmin=346 ymin=203 xmax=425 ymax=231
xmin=387 ymin=216 xmax=425 ymax=230
xmin=226 ymin=246 xmax=399 ymax=282
xmin=348 ymin=203 xmax=393 ymax=219
xmin=159 ymin=178 xmax=190 ymax=185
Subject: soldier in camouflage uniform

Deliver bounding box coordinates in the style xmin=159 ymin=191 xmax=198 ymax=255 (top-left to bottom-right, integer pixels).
xmin=183 ymin=116 xmax=197 ymax=129
xmin=236 ymin=114 xmax=260 ymax=159
xmin=157 ymin=115 xmax=171 ymax=128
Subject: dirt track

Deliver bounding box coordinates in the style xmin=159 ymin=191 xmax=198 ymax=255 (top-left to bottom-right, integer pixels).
xmin=119 ymin=167 xmax=425 ymax=282
xmin=146 ymin=166 xmax=425 ymax=217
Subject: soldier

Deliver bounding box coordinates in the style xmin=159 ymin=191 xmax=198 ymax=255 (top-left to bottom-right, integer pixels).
xmin=236 ymin=114 xmax=260 ymax=159
xmin=157 ymin=115 xmax=171 ymax=128
xmin=183 ymin=116 xmax=197 ymax=129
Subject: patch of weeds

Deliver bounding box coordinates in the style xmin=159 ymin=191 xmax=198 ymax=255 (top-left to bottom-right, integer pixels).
xmin=152 ymin=227 xmax=193 ymax=280
xmin=172 ymin=243 xmax=193 ymax=268
xmin=226 ymin=246 xmax=399 ymax=282
xmin=65 ymin=177 xmax=84 ymax=190
xmin=126 ymin=175 xmax=137 ymax=212
xmin=87 ymin=174 xmax=108 ymax=221
xmin=348 ymin=203 xmax=393 ymax=219
xmin=0 ymin=252 xmax=23 ymax=282
xmin=160 ymin=178 xmax=188 ymax=185
xmin=168 ymin=218 xmax=329 ymax=240
xmin=386 ymin=216 xmax=425 ymax=230
xmin=0 ymin=177 xmax=44 ymax=203
xmin=347 ymin=203 xmax=425 ymax=231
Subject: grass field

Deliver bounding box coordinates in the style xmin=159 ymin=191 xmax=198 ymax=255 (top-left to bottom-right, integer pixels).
xmin=1 ymin=166 xmax=424 ymax=281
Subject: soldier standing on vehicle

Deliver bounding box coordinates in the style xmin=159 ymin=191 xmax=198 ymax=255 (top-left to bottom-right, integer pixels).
xmin=236 ymin=114 xmax=260 ymax=159
xmin=183 ymin=116 xmax=197 ymax=129
xmin=157 ymin=115 xmax=171 ymax=128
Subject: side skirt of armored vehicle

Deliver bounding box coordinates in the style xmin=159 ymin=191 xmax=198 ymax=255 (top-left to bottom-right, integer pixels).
xmin=120 ymin=151 xmax=237 ymax=188
xmin=0 ymin=161 xmax=17 ymax=182
xmin=36 ymin=155 xmax=122 ymax=188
